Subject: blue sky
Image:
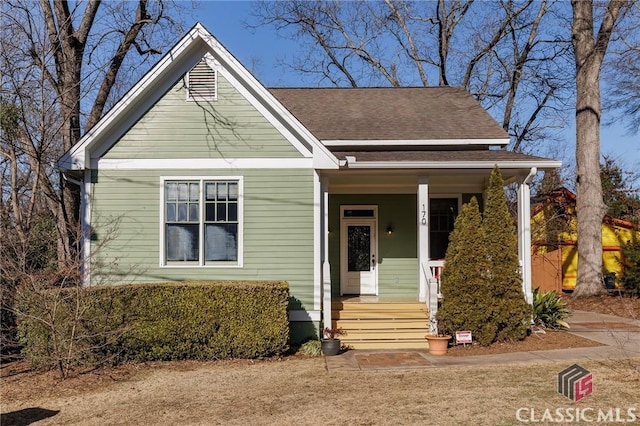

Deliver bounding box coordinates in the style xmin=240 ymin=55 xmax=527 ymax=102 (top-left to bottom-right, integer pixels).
xmin=194 ymin=1 xmax=639 ymax=172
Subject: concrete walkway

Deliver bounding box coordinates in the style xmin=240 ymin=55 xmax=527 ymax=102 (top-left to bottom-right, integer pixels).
xmin=324 ymin=310 xmax=640 ymax=372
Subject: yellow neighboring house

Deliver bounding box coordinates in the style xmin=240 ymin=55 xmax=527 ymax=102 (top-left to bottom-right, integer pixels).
xmin=531 ymin=187 xmax=639 ymax=291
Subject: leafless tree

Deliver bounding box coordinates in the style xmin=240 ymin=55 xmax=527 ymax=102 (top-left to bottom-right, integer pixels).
xmin=251 ymin=0 xmax=573 ymax=152
xmin=571 ymin=0 xmax=628 ymax=297
xmin=603 ymin=2 xmax=640 ymax=135
xmin=0 ymin=1 xmax=188 ymax=269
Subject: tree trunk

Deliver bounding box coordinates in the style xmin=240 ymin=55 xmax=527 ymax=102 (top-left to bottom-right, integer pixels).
xmin=571 ymin=0 xmax=626 ymax=297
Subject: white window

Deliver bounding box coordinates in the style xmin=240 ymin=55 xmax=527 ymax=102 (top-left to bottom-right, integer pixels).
xmin=162 ymin=177 xmax=242 ymax=267
xmin=187 ymin=57 xmax=217 ymax=101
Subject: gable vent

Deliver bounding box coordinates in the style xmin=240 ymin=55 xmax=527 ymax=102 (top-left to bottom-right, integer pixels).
xmin=187 ymin=58 xmax=217 ymax=101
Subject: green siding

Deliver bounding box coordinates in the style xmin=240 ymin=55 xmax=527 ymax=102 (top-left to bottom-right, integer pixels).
xmin=103 ymin=74 xmax=302 ymax=159
xmin=90 ymin=168 xmax=316 ymax=311
xmin=328 ymin=194 xmax=418 ymax=298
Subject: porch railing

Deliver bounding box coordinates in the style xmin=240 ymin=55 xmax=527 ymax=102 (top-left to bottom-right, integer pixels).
xmin=422 ymin=259 xmax=445 ymax=335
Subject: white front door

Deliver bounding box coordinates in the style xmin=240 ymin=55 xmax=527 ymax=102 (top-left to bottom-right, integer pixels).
xmin=340 ymin=219 xmax=378 ymax=295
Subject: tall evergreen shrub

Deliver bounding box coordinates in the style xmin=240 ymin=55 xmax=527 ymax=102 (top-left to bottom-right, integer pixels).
xmin=482 ymin=166 xmax=531 ymax=343
xmin=437 ymin=197 xmax=491 ymax=339
xmin=437 ymin=166 xmax=531 ymax=346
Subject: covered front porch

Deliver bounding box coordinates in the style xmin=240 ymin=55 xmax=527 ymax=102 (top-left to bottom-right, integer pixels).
xmin=318 ymin=165 xmax=545 ymax=349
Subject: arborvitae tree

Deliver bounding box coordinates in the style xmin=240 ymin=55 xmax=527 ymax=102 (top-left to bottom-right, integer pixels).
xmin=482 ymin=166 xmax=531 ymax=343
xmin=437 ymin=197 xmax=492 ymax=341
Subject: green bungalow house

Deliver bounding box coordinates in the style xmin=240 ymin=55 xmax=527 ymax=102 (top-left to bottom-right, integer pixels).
xmin=59 ymin=24 xmax=561 ymax=349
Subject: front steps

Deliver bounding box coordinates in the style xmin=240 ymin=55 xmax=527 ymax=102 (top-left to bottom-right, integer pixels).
xmin=331 ymin=301 xmax=429 ymax=350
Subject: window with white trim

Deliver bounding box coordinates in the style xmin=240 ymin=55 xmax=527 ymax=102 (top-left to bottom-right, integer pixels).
xmin=187 ymin=58 xmax=217 ymax=101
xmin=163 ymin=178 xmax=241 ymax=266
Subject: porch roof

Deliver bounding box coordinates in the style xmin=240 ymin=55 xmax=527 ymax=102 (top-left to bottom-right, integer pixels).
xmin=333 ymin=150 xmax=561 ymax=170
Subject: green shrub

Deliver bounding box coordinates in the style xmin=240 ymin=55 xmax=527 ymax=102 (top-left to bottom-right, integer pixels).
xmin=532 ymin=288 xmax=571 ymax=329
xmin=437 ymin=166 xmax=531 ymax=346
xmin=481 ymin=166 xmax=531 ymax=343
xmin=298 ymin=339 xmax=322 ymax=357
xmin=619 ymin=234 xmax=640 ymax=296
xmin=437 ymin=197 xmax=492 ymax=342
xmin=18 ymin=281 xmax=290 ymax=371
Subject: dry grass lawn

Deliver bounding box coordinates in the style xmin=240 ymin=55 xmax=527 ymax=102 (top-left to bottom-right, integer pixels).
xmin=2 ymin=356 xmax=639 ymax=425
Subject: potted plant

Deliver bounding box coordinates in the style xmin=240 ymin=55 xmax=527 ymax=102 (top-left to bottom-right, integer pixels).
xmin=424 ymin=333 xmax=452 ymax=356
xmin=424 ymin=316 xmax=451 ymax=356
xmin=321 ymin=327 xmax=346 ymax=356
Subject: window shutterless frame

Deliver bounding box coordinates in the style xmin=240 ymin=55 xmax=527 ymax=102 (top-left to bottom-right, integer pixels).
xmin=160 ymin=176 xmax=243 ymax=267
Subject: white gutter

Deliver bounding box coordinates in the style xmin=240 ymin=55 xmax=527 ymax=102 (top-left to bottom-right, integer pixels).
xmin=344 ymin=159 xmax=562 ymax=169
xmin=324 ymin=138 xmax=510 ymax=147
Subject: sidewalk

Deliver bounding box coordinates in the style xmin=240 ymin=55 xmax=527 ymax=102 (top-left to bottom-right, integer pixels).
xmin=324 ymin=310 xmax=640 ymax=372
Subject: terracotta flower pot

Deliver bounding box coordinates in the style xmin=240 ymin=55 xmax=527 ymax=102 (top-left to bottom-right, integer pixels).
xmin=425 ymin=334 xmax=451 ymax=356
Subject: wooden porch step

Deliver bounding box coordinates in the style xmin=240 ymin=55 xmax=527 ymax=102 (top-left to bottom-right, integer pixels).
xmin=333 ymin=319 xmax=426 ymax=330
xmin=330 ymin=301 xmax=430 ymax=350
xmin=333 ymin=310 xmax=427 ymax=320
xmin=333 ymin=302 xmax=426 ymax=312
xmin=342 ymin=339 xmax=427 ymax=350
xmin=338 ymin=329 xmax=428 ymax=340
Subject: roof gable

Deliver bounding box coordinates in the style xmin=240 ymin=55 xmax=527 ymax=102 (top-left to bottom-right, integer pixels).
xmin=59 ymin=23 xmax=339 ymax=171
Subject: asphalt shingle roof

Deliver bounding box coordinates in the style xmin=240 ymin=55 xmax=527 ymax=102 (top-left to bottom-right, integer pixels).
xmin=269 ymin=87 xmax=509 ymax=141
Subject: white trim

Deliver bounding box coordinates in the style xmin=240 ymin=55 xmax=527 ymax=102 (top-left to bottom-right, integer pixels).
xmin=81 ymin=169 xmax=92 ymax=287
xmin=195 ymin=26 xmax=339 ymax=169
xmin=60 ymin=25 xmax=204 ymax=170
xmin=289 ymin=309 xmax=321 ymax=322
xmin=321 ymin=176 xmax=331 ymax=330
xmin=324 ymin=138 xmax=510 ymax=147
xmin=417 ymin=178 xmax=429 ymax=302
xmin=339 ymin=205 xmax=379 ymax=296
xmin=96 ymin=158 xmax=313 ymax=170
xmin=345 ymin=159 xmax=562 ymax=169
xmin=159 ymin=175 xmax=244 ymax=268
xmin=519 ymin=168 xmax=537 ymax=306
xmin=313 ymin=171 xmax=321 ymax=311
xmin=59 ymin=23 xmax=340 ymax=171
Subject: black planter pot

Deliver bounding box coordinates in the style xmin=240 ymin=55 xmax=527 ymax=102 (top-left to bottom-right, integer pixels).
xmin=321 ymin=339 xmax=341 ymax=356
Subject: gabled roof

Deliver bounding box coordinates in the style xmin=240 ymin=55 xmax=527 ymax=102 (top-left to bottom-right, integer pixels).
xmin=58 ymin=23 xmax=339 ymax=171
xmin=269 ymin=87 xmax=510 ymax=146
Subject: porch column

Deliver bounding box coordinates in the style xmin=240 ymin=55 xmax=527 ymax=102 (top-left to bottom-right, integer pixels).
xmin=321 ymin=176 xmax=332 ymax=335
xmin=418 ymin=177 xmax=429 ymax=302
xmin=518 ymin=168 xmax=537 ymax=305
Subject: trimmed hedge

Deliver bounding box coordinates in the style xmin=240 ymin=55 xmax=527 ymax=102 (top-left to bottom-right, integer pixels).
xmin=18 ymin=281 xmax=289 ymax=369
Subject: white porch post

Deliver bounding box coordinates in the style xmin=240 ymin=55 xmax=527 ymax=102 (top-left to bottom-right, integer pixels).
xmin=418 ymin=177 xmax=429 ymax=302
xmin=81 ymin=169 xmax=91 ymax=287
xmin=518 ymin=168 xmax=537 ymax=305
xmin=321 ymin=176 xmax=332 ymax=335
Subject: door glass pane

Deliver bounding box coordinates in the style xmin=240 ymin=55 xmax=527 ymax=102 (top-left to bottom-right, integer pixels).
xmin=347 ymin=225 xmax=370 ymax=272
